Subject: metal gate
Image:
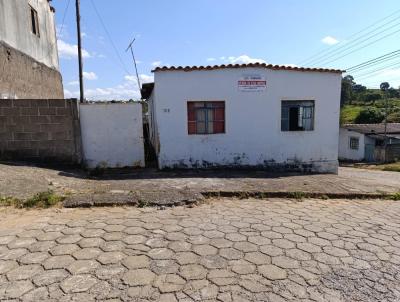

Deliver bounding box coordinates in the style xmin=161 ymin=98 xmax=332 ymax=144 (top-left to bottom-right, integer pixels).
xmin=364 ymin=144 xmax=375 ymax=162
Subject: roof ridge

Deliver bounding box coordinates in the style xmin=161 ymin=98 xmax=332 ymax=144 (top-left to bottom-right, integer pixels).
xmin=152 ymin=63 xmax=343 ymax=74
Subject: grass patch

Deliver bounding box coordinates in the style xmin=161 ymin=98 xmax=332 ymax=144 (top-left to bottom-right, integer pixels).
xmin=0 ymin=196 xmax=23 ymax=208
xmin=390 ymin=192 xmax=400 ymax=201
xmin=286 ymin=191 xmax=308 ymax=200
xmin=354 ymin=162 xmax=400 ymax=172
xmin=340 ymin=105 xmax=363 ymax=124
xmin=0 ymin=190 xmax=64 ymax=209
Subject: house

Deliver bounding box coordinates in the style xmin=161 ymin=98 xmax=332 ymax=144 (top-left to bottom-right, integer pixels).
xmin=0 ymin=0 xmax=63 ymax=99
xmin=144 ymin=63 xmax=343 ymax=173
xmin=339 ymin=123 xmax=400 ymax=162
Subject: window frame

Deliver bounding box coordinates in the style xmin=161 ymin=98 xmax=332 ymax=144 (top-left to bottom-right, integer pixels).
xmin=187 ymin=101 xmax=225 ymax=135
xmin=281 ymin=100 xmax=315 ymax=132
xmin=349 ymin=136 xmax=360 ymax=150
xmin=29 ymin=5 xmax=40 ymax=37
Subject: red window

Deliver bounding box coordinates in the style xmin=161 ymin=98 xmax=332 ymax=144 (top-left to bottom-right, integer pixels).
xmin=187 ymin=101 xmax=225 ymax=135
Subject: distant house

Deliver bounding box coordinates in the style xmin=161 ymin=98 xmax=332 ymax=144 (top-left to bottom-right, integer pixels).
xmin=0 ymin=0 xmax=63 ymax=99
xmin=144 ymin=63 xmax=343 ymax=173
xmin=339 ymin=123 xmax=400 ymax=162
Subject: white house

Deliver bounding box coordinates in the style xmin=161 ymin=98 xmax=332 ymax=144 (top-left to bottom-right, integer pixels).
xmin=339 ymin=123 xmax=400 ymax=162
xmin=0 ymin=0 xmax=63 ymax=99
xmin=145 ymin=63 xmax=342 ymax=173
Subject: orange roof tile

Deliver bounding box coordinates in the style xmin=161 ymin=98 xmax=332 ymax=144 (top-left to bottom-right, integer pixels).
xmin=152 ymin=63 xmax=343 ymax=74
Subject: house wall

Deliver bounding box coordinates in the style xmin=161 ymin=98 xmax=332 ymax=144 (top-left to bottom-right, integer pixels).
xmin=0 ymin=99 xmax=81 ymax=163
xmin=0 ymin=0 xmax=59 ymax=69
xmin=338 ymin=128 xmax=366 ymax=161
xmin=152 ymin=68 xmax=342 ymax=173
xmin=0 ymin=0 xmax=63 ymax=99
xmin=79 ymin=103 xmax=145 ymax=169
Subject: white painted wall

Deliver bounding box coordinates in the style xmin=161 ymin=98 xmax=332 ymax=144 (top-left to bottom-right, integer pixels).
xmin=151 ymin=67 xmax=342 ymax=173
xmin=338 ymin=128 xmax=365 ymax=161
xmin=338 ymin=128 xmax=376 ymax=161
xmin=0 ymin=0 xmax=59 ymax=69
xmin=80 ymin=103 xmax=145 ymax=169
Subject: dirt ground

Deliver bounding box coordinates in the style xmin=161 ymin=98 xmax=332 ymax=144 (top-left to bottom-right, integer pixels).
xmin=0 ymin=163 xmax=399 ymax=202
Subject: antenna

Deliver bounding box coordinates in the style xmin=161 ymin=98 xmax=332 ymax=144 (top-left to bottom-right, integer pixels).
xmin=126 ymin=38 xmax=141 ymax=95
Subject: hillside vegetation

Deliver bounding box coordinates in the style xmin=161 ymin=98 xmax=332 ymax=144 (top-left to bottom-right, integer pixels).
xmin=340 ymin=76 xmax=400 ymax=124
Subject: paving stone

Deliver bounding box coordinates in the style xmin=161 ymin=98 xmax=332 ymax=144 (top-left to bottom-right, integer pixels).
xmin=19 ymin=252 xmax=49 ymax=264
xmin=155 ymin=274 xmax=186 ymax=293
xmin=72 ymin=248 xmax=102 ymax=260
xmin=122 ymin=255 xmax=150 ymax=269
xmin=21 ymin=286 xmax=49 ymax=301
xmin=50 ymin=244 xmax=80 ymax=256
xmin=68 ymin=260 xmax=99 ymax=274
xmin=259 ymin=264 xmax=287 ymax=280
xmin=60 ymin=275 xmax=98 ymax=293
xmin=8 ymin=238 xmax=36 ymax=249
xmin=0 ymin=280 xmax=34 ymax=299
xmin=123 ymin=269 xmax=155 ymax=286
xmin=0 ymin=248 xmax=28 ymax=260
xmin=233 ymin=241 xmax=258 ymax=252
xmin=231 ymin=260 xmax=256 ymax=275
xmin=78 ymin=237 xmax=105 ymax=248
xmin=56 ymin=235 xmax=82 ymax=244
xmin=219 ymin=248 xmax=244 ymax=260
xmin=97 ymin=252 xmax=125 ymax=264
xmin=43 ymin=255 xmax=75 ymax=269
xmin=179 ymin=264 xmax=207 ymax=280
xmin=123 ymin=235 xmax=147 ymax=245
xmin=148 ymin=248 xmax=174 ymax=259
xmin=193 ymin=244 xmax=218 ymax=256
xmin=244 ymin=252 xmax=271 ymax=265
xmin=7 ymin=264 xmax=43 ymax=281
xmin=175 ymin=252 xmax=200 ymax=265
xmin=33 ymin=269 xmax=69 ymax=286
xmin=28 ymin=241 xmax=56 ymax=252
xmin=0 ymin=260 xmax=18 ymax=274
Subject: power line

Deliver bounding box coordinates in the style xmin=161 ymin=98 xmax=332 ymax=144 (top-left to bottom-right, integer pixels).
xmin=354 ymin=60 xmax=400 ymax=81
xmin=325 ymin=28 xmax=400 ymax=66
xmin=298 ymin=8 xmax=400 ymax=66
xmin=37 ymin=0 xmax=71 ymax=63
xmin=89 ymin=0 xmax=132 ymax=76
xmin=310 ymin=23 xmax=400 ymax=66
xmin=346 ymin=50 xmax=400 ymax=73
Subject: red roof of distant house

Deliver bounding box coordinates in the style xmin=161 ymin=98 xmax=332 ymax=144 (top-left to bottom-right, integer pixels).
xmin=152 ymin=63 xmax=343 ymax=74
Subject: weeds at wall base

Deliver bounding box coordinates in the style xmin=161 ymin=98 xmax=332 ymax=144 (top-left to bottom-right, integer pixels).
xmin=0 ymin=190 xmax=65 ymax=208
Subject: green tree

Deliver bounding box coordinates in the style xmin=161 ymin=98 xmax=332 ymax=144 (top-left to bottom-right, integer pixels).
xmin=363 ymin=93 xmax=382 ymax=104
xmin=341 ymin=75 xmax=355 ymax=106
xmin=354 ymin=107 xmax=385 ymax=124
xmin=380 ymin=82 xmax=390 ymax=91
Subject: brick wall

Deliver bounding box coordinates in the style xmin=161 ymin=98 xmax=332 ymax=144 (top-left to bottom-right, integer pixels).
xmin=0 ymin=99 xmax=81 ymax=163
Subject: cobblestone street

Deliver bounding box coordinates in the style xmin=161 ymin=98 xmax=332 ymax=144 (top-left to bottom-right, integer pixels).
xmin=1 ymin=198 xmax=400 ymax=301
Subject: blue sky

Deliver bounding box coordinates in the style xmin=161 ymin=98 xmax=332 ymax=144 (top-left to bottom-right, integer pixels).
xmin=54 ymin=0 xmax=400 ymax=100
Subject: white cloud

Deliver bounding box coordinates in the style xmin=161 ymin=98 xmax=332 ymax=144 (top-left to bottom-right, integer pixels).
xmin=206 ymin=58 xmax=216 ymax=62
xmin=64 ymin=73 xmax=154 ymax=100
xmin=321 ymin=36 xmax=339 ymax=45
xmin=151 ymin=61 xmax=162 ymax=67
xmin=57 ymin=40 xmax=91 ymax=59
xmin=83 ymin=72 xmax=98 ymax=80
xmin=125 ymin=74 xmax=154 ymax=84
xmin=225 ymin=55 xmax=266 ymax=64
xmin=67 ymin=81 xmax=79 ymax=86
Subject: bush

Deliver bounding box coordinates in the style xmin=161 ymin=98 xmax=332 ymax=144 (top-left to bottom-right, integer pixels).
xmin=354 ymin=108 xmax=384 ymax=124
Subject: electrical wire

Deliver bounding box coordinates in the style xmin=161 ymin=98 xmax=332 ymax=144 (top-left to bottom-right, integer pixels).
xmin=298 ymin=8 xmax=400 ymax=66
xmin=346 ymin=50 xmax=400 ymax=72
xmin=89 ymin=0 xmax=132 ymax=76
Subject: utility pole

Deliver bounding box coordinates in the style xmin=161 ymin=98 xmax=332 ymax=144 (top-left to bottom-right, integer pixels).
xmin=76 ymin=0 xmax=84 ymax=103
xmin=126 ymin=38 xmax=141 ymax=95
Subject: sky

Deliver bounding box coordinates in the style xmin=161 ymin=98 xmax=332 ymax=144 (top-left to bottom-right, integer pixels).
xmin=53 ymin=0 xmax=400 ymax=100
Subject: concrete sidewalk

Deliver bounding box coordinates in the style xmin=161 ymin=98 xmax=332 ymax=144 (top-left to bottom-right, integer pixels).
xmin=0 ymin=163 xmax=399 ymax=207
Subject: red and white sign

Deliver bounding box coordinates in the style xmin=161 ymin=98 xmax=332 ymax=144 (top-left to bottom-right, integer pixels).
xmin=238 ymin=75 xmax=267 ymax=92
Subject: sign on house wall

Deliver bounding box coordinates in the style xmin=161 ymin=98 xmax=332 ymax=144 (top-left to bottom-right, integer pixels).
xmin=238 ymin=74 xmax=267 ymax=92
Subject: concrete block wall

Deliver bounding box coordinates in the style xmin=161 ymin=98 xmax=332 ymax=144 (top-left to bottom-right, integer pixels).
xmin=0 ymin=99 xmax=81 ymax=163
